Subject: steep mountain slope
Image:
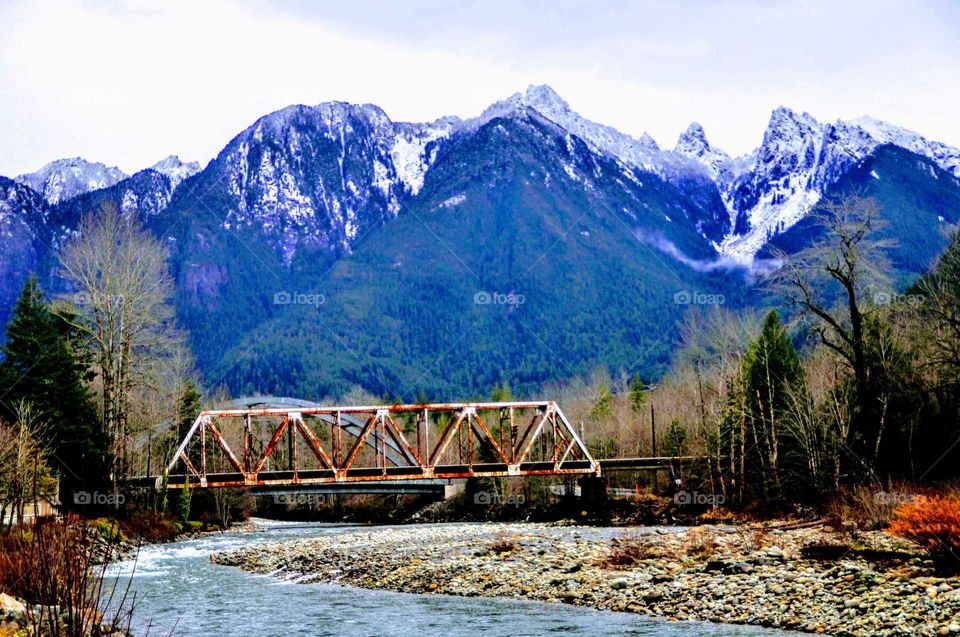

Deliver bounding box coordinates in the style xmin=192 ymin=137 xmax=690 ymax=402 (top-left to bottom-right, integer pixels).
xmin=15 ymin=158 xmax=128 ymax=205
xmin=147 ymin=103 xmax=461 ymax=364
xmin=211 ymin=112 xmax=751 ymax=399
xmin=0 ymin=178 xmax=55 ymax=327
xmin=761 ymin=145 xmax=960 ymax=284
xmin=55 ymin=168 xmax=181 ymax=223
xmin=721 ymin=110 xmax=960 ymax=261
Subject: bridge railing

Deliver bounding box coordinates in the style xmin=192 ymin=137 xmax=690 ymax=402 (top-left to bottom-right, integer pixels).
xmin=157 ymin=400 xmax=600 ymax=489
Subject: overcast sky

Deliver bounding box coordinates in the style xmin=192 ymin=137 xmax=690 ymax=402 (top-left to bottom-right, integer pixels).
xmin=1 ymin=0 xmax=958 ymax=177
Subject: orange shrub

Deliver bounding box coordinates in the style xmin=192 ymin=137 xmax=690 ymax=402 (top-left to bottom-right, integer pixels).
xmin=887 ymin=494 xmax=960 ymax=571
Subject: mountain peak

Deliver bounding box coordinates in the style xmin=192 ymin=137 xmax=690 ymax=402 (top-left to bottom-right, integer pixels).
xmin=675 ymin=122 xmax=710 ymax=154
xmin=14 ymin=157 xmax=128 ymax=205
xmin=766 ymin=106 xmax=821 ymax=135
xmin=149 ymin=155 xmax=201 ymax=189
xmin=523 ymin=84 xmax=571 ymax=115
xmin=639 ymin=132 xmax=660 ymax=152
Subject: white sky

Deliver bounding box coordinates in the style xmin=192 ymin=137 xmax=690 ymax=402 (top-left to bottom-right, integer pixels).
xmin=1 ymin=0 xmax=958 ymax=177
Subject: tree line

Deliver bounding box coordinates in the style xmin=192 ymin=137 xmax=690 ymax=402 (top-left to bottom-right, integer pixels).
xmin=0 ymin=204 xmax=199 ymax=527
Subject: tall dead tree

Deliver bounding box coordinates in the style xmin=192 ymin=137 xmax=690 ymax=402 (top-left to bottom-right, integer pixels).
xmin=772 ymin=194 xmax=894 ymax=473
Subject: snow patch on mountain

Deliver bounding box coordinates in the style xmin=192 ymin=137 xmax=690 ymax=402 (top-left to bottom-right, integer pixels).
xmin=150 ymin=155 xmax=201 ymax=189
xmin=674 ymin=122 xmax=734 ymax=184
xmin=717 ymin=108 xmax=960 ymax=261
xmin=15 ymin=158 xmax=128 ymax=205
xmin=391 ymin=118 xmax=458 ymax=194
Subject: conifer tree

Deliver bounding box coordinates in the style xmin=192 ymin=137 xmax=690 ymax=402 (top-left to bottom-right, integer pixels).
xmin=741 ymin=310 xmax=801 ymax=499
xmin=0 ymin=276 xmax=104 ymax=487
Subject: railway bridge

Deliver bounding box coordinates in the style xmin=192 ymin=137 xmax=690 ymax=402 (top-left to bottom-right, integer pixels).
xmin=130 ymin=398 xmax=702 ymax=494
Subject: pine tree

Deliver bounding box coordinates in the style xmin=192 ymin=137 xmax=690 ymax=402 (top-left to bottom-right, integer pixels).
xmin=628 ymin=374 xmax=647 ymax=414
xmin=489 ymin=381 xmax=513 ymax=402
xmin=177 ymin=481 xmax=191 ymax=523
xmin=741 ymin=310 xmax=801 ymax=499
xmin=175 ymin=380 xmax=202 ymax=442
xmin=0 ymin=276 xmax=104 ymax=487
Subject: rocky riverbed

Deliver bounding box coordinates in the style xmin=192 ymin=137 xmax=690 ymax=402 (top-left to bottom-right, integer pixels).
xmin=211 ymin=522 xmax=960 ymax=636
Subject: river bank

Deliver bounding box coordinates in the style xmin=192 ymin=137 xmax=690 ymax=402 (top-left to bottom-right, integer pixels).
xmin=212 ymin=522 xmax=960 ymax=637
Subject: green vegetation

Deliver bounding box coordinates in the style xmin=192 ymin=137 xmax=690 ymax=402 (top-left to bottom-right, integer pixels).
xmin=0 ymin=276 xmax=104 ymax=488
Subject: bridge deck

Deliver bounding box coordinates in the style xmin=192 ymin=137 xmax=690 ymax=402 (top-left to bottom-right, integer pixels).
xmin=130 ymin=457 xmax=704 ymax=489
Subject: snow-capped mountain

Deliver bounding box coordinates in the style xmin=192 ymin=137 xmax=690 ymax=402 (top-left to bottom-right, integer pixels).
xmin=674 ymin=122 xmax=739 ymax=186
xmin=2 ymin=85 xmax=960 ymax=398
xmin=15 ymin=158 xmax=128 ymax=205
xmin=176 ymin=101 xmax=462 ymax=263
xmin=6 ymin=84 xmax=960 ymax=270
xmin=474 ymin=85 xmax=686 ymax=179
xmin=54 ymin=167 xmax=181 ymax=221
xmin=718 ymin=109 xmax=960 ymax=261
xmin=150 ymin=155 xmax=201 ymax=189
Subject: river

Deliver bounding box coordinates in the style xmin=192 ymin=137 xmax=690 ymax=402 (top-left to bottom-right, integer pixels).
xmin=105 ymin=520 xmax=805 ymax=637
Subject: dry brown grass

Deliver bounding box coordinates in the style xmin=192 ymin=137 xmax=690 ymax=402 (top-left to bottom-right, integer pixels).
xmin=682 ymin=527 xmax=720 ymax=557
xmin=600 ymin=534 xmax=658 ymax=568
xmin=739 ymin=526 xmax=769 ymax=552
xmin=486 ymin=532 xmax=519 ymax=554
xmin=827 ymin=483 xmax=929 ymax=532
xmin=0 ymin=516 xmax=137 ymax=636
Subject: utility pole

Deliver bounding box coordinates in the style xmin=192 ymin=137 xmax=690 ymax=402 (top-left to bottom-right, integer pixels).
xmin=650 ymin=402 xmax=657 ymax=457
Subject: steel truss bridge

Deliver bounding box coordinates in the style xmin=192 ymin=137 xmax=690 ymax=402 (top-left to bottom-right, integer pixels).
xmin=131 ymin=399 xmax=702 ymax=491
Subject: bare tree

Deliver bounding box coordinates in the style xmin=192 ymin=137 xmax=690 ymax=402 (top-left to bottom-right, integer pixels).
xmin=915 ymin=230 xmax=960 ymax=378
xmin=57 ymin=203 xmax=177 ymax=481
xmin=771 ymin=194 xmax=894 ymax=468
xmin=0 ymin=401 xmax=57 ymax=530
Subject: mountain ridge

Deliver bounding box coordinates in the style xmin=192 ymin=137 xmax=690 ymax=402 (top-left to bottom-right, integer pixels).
xmin=2 ymin=86 xmax=959 ymax=397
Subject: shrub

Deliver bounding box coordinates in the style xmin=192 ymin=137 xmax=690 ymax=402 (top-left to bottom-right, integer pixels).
xmin=176 ymin=482 xmax=191 ymax=523
xmin=486 ymin=532 xmax=518 ymax=554
xmin=600 ymin=534 xmax=655 ymax=568
xmin=827 ymin=483 xmax=922 ymax=532
xmin=119 ymin=509 xmax=180 ymax=543
xmin=888 ymin=494 xmax=960 ymax=571
xmin=683 ymin=527 xmax=719 ymax=557
xmin=0 ymin=517 xmax=136 ymax=636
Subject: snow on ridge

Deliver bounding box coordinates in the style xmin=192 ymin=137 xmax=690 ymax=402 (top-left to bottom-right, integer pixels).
xmin=674 ymin=122 xmax=734 ymax=183
xmin=390 ymin=118 xmax=458 ymax=195
xmin=149 ymin=155 xmax=201 ymax=189
xmin=15 ymin=157 xmax=128 ymax=205
xmin=466 ymin=84 xmax=708 ymax=179
xmin=716 ymin=107 xmax=960 ymax=262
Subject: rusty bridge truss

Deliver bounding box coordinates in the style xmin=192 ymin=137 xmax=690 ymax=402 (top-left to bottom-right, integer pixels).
xmin=159 ymin=401 xmax=599 ymax=489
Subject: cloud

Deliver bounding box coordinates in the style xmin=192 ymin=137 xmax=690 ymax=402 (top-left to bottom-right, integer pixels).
xmin=1 ymin=0 xmax=958 ymax=177
xmin=633 ymin=228 xmax=781 ymax=277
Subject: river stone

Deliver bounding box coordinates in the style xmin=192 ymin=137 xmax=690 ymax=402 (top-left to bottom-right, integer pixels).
xmin=610 ymin=577 xmax=629 ymax=590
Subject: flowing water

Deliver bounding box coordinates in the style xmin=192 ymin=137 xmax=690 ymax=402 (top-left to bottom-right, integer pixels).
xmin=105 ymin=520 xmax=804 ymax=637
